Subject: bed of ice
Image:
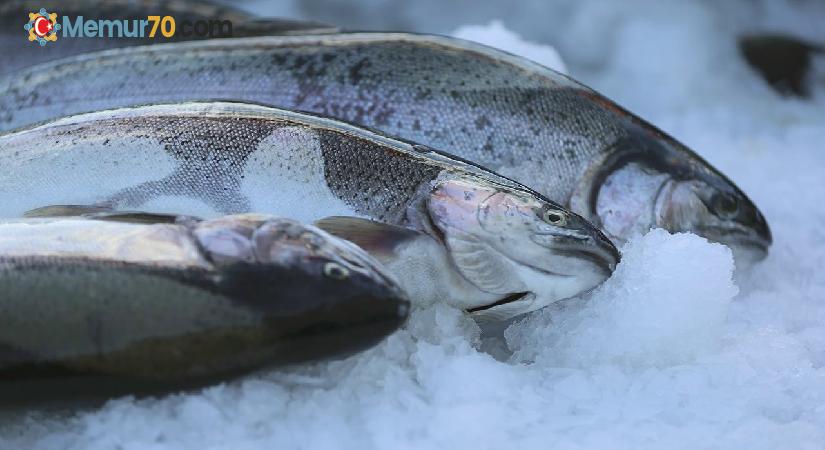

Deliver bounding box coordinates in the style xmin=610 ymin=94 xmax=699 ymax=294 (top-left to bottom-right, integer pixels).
xmin=2 ymin=0 xmax=824 ymax=448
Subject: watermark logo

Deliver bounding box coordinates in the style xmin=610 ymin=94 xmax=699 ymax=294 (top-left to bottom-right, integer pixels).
xmin=23 ymin=9 xmax=232 ymax=47
xmin=24 ymin=8 xmax=61 ymax=46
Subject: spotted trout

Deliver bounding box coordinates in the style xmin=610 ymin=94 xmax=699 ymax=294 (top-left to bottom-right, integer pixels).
xmin=0 ymin=102 xmax=618 ymax=320
xmin=0 ymin=33 xmax=770 ymax=263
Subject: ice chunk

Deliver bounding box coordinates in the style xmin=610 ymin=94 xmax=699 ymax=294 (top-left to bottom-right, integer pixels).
xmin=507 ymin=229 xmax=738 ymax=367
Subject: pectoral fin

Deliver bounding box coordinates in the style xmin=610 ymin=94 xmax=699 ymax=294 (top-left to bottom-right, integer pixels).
xmin=24 ymin=204 xmax=198 ymax=225
xmin=314 ymin=216 xmax=420 ymax=259
xmin=24 ymin=204 xmax=113 ymax=218
xmin=87 ymin=212 xmax=199 ymax=225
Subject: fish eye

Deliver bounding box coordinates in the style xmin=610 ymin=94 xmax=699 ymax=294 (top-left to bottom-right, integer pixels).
xmin=542 ymin=209 xmax=567 ymax=226
xmin=323 ymin=262 xmax=350 ymax=280
xmin=712 ymin=193 xmax=739 ymax=217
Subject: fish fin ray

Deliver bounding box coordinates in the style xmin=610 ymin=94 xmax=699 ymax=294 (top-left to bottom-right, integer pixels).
xmin=24 ymin=204 xmax=114 ymax=218
xmin=314 ymin=216 xmax=419 ymax=259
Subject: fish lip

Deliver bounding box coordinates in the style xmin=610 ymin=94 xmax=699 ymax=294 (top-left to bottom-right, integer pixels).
xmin=543 ymin=233 xmax=620 ymax=275
xmin=532 ymin=230 xmax=620 ymax=272
xmin=466 ymin=291 xmax=531 ymax=314
xmin=555 ymin=247 xmax=617 ymax=275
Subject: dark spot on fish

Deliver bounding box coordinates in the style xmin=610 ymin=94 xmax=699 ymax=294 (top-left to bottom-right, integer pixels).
xmin=373 ymin=107 xmax=395 ymax=126
xmin=414 ymin=88 xmax=432 ymax=101
xmin=474 ymin=115 xmax=492 ymax=130
xmin=270 ymin=54 xmax=287 ymax=66
xmin=349 ymin=58 xmax=370 ymax=86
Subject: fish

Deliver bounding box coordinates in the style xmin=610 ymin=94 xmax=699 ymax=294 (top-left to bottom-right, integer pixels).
xmin=0 ymin=101 xmax=619 ymax=320
xmin=0 ymin=212 xmax=408 ymax=401
xmin=0 ymin=33 xmax=771 ymax=264
xmin=0 ymin=0 xmax=338 ymax=75
xmin=739 ymin=33 xmax=824 ymax=97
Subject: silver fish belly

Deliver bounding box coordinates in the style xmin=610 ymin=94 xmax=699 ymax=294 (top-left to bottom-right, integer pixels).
xmin=0 ymin=33 xmax=769 ymax=261
xmin=0 ymin=102 xmax=618 ymax=320
xmin=0 ymin=213 xmax=408 ymax=399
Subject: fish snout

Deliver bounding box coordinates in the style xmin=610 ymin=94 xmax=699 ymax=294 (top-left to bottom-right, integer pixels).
xmin=592 ymin=227 xmax=621 ymax=272
xmin=531 ymin=215 xmax=620 ymax=276
xmin=552 ymin=232 xmax=619 ymax=277
xmin=751 ymin=206 xmax=773 ymax=252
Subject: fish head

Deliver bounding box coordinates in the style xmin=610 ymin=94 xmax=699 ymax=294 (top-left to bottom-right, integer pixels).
xmin=565 ymin=89 xmax=771 ymax=266
xmin=653 ymin=170 xmax=772 ymax=267
xmin=192 ymin=214 xmax=409 ymax=356
xmin=593 ymin=159 xmax=771 ymax=267
xmin=422 ymin=174 xmax=619 ymax=320
xmin=194 ymin=214 xmax=408 ymax=300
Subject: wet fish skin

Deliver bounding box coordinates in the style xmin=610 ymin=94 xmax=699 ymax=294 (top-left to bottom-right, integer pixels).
xmin=0 ymin=33 xmax=770 ymax=262
xmin=0 ymin=102 xmax=618 ymax=320
xmin=0 ymin=0 xmax=337 ymax=75
xmin=0 ymin=213 xmax=408 ymax=400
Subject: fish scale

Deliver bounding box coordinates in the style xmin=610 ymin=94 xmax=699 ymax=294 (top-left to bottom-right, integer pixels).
xmin=318 ymin=130 xmax=440 ymax=223
xmin=105 ymin=116 xmax=278 ymax=213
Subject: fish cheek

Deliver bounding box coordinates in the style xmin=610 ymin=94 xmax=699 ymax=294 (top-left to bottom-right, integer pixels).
xmin=595 ymin=162 xmax=670 ymax=242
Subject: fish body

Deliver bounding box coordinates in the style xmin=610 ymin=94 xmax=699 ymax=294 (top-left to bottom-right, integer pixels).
xmin=0 ymin=33 xmax=770 ymax=262
xmin=0 ymin=102 xmax=618 ymax=320
xmin=0 ymin=213 xmax=408 ymax=400
xmin=0 ymin=0 xmax=337 ymax=75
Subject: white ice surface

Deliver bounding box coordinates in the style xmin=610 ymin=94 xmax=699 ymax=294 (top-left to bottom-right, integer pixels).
xmin=452 ymin=21 xmax=568 ymax=74
xmin=4 ymin=1 xmax=825 ymax=448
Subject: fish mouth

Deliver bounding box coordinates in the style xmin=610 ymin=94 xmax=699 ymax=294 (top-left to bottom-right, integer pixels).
xmin=466 ymin=291 xmax=531 ymax=314
xmin=532 ymin=230 xmax=620 ymax=275
xmin=557 ymin=247 xmax=618 ymax=275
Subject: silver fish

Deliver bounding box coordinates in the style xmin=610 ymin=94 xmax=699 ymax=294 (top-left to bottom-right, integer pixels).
xmin=0 ymin=33 xmax=770 ymax=263
xmin=0 ymin=213 xmax=408 ymax=400
xmin=0 ymin=0 xmax=337 ymax=75
xmin=0 ymin=102 xmax=618 ymax=320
